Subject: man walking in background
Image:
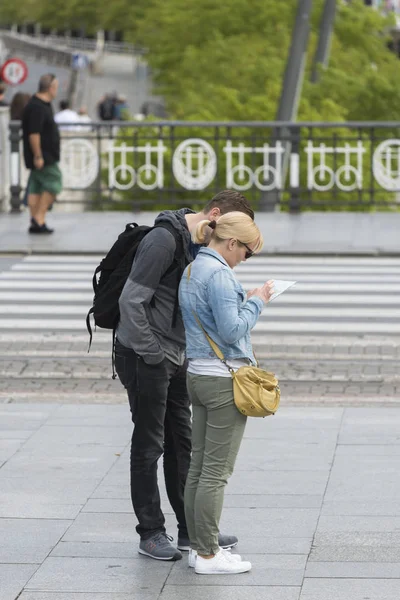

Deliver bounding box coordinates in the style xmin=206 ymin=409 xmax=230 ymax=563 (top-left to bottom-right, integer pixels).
xmin=22 ymin=74 xmax=61 ymax=234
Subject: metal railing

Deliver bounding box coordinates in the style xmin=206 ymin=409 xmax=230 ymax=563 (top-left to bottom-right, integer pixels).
xmin=0 ymin=28 xmax=143 ymax=56
xmin=0 ymin=31 xmax=74 ymax=68
xmin=12 ymin=33 xmax=142 ymax=55
xmin=7 ymin=120 xmax=400 ymax=212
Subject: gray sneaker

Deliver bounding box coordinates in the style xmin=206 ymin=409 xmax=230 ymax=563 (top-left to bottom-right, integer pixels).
xmin=177 ymin=532 xmax=238 ymax=551
xmin=139 ymin=532 xmax=182 ymax=561
xmin=218 ymin=533 xmax=238 ymax=550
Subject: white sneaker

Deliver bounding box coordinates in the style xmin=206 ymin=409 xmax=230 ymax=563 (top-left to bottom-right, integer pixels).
xmin=188 ymin=547 xmax=242 ymax=568
xmin=188 ymin=548 xmax=197 ymax=568
xmin=223 ymin=548 xmax=242 ymax=562
xmin=195 ymin=549 xmax=251 ymax=574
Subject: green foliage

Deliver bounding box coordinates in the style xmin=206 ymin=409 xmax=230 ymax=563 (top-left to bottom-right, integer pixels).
xmin=132 ymin=0 xmax=398 ymax=122
xmin=0 ymin=0 xmax=147 ymax=37
xmin=2 ymin=0 xmax=398 ymax=122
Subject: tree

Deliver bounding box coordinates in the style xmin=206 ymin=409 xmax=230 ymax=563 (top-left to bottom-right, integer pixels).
xmin=0 ymin=0 xmax=147 ymax=38
xmin=131 ymin=0 xmax=398 ymax=122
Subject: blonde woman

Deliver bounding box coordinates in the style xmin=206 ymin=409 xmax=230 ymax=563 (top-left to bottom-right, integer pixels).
xmin=178 ymin=212 xmax=274 ymax=575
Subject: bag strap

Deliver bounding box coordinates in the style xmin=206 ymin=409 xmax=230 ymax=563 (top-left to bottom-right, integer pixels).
xmin=187 ymin=265 xmax=234 ymax=373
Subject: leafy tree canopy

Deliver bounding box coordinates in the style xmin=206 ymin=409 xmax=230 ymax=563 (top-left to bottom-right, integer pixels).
xmin=133 ymin=0 xmax=399 ymax=121
xmin=1 ymin=0 xmax=398 ymax=121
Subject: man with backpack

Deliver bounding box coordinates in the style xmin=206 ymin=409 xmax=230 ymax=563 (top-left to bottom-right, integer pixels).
xmin=109 ymin=190 xmax=254 ymax=560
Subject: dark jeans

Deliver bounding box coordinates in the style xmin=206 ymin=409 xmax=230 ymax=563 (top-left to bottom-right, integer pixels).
xmin=115 ymin=340 xmax=192 ymax=540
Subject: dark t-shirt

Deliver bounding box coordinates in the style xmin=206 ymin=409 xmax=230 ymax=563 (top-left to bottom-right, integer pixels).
xmin=22 ymin=96 xmax=60 ymax=169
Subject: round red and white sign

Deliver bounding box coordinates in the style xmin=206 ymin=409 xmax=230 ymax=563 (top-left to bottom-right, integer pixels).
xmin=0 ymin=58 xmax=28 ymax=86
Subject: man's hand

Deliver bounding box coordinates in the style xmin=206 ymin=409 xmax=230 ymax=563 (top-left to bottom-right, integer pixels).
xmin=34 ymin=156 xmax=44 ymax=170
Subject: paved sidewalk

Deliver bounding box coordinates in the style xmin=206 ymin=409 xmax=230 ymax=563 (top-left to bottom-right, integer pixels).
xmin=1 ymin=211 xmax=400 ymax=255
xmin=1 ymin=403 xmax=400 ymax=600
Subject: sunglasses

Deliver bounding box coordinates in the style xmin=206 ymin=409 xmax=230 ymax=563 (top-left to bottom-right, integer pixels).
xmin=238 ymin=241 xmax=254 ymax=260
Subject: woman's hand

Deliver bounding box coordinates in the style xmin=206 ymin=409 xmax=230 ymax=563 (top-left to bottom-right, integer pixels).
xmin=247 ymin=280 xmax=274 ymax=303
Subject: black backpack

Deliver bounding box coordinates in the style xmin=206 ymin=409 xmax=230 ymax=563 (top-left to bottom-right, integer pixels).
xmin=86 ymin=222 xmax=185 ymax=375
xmin=99 ymin=97 xmax=115 ymax=120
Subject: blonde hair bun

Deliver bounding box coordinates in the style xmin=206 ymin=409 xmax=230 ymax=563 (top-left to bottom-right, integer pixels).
xmin=192 ymin=211 xmax=263 ymax=253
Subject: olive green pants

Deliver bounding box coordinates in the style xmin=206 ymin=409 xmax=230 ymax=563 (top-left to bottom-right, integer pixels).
xmin=184 ymin=373 xmax=247 ymax=555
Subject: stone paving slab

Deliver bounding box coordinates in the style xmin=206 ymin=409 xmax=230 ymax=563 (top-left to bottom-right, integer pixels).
xmin=160 ymin=588 xmax=301 ymax=600
xmin=310 ymin=531 xmax=400 ymax=562
xmin=0 ymin=518 xmax=71 ymax=563
xmin=223 ymin=494 xmax=323 ymax=509
xmin=1 ymin=404 xmax=400 ymax=599
xmin=50 ymin=541 xmax=149 ymax=560
xmin=305 ymin=561 xmax=400 ymax=578
xmin=0 ymin=564 xmax=40 ymax=600
xmin=25 ymin=556 xmax=171 ymax=595
xmin=225 ymin=470 xmax=330 ymax=496
xmin=19 ymin=594 xmax=141 ymax=600
xmin=299 ymin=579 xmax=400 ymax=600
xmin=0 ymin=498 xmax=83 ymax=520
xmin=321 ymin=500 xmax=400 ymax=516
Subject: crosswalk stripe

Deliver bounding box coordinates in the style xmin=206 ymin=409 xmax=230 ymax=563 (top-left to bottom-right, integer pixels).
xmin=0 ymin=292 xmax=93 ymax=302
xmin=0 ymin=319 xmax=399 ymax=334
xmin=0 ymin=292 xmax=398 ymax=305
xmin=0 ymin=281 xmax=93 ymax=289
xmin=11 ymin=264 xmax=99 ymax=272
xmin=0 ymin=305 xmax=89 ymax=314
xmin=1 ymin=280 xmax=400 ymax=293
xmin=1 ymin=272 xmax=94 ymax=280
xmin=12 ymin=263 xmax=400 ymax=274
xmin=0 ymin=305 xmax=399 ymax=318
xmin=0 ymin=255 xmax=399 ymax=338
xmin=23 ymin=255 xmax=103 ymax=263
xmin=23 ymin=255 xmax=400 ymax=265
xmin=5 ymin=270 xmax=400 ymax=284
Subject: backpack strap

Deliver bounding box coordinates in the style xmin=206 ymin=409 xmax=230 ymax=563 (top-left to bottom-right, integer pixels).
xmin=92 ymin=265 xmax=102 ymax=295
xmin=86 ymin=308 xmax=94 ymax=351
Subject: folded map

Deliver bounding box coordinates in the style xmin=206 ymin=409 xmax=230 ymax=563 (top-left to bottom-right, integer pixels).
xmin=269 ymin=279 xmax=296 ymax=301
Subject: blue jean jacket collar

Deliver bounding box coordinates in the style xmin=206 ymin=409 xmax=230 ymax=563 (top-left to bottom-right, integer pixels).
xmin=198 ymin=246 xmax=230 ymax=268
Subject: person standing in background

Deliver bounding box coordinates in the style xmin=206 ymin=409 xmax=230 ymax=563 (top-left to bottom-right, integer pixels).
xmin=10 ymin=92 xmax=31 ymax=120
xmin=22 ymin=74 xmax=61 ymax=234
xmin=10 ymin=92 xmax=32 ymax=207
xmin=77 ymin=106 xmax=92 ymax=132
xmin=0 ymin=82 xmax=8 ymax=106
xmin=54 ymin=100 xmax=80 ymax=131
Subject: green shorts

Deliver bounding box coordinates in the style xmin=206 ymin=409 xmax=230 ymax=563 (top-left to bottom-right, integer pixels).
xmin=29 ymin=163 xmax=63 ymax=197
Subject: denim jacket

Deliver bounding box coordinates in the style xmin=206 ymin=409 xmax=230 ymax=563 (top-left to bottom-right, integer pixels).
xmin=178 ymin=247 xmax=264 ymax=365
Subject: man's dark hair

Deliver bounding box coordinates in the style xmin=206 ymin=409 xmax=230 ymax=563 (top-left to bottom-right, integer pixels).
xmin=59 ymin=100 xmax=69 ymax=111
xmin=38 ymin=74 xmax=56 ymax=93
xmin=203 ymin=190 xmax=254 ymax=220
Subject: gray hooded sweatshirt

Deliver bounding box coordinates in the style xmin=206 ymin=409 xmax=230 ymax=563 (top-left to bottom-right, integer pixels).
xmin=116 ymin=208 xmax=195 ymax=365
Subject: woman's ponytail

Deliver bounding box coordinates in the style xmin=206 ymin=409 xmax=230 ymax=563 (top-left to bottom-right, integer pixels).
xmin=192 ymin=219 xmax=214 ymax=244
